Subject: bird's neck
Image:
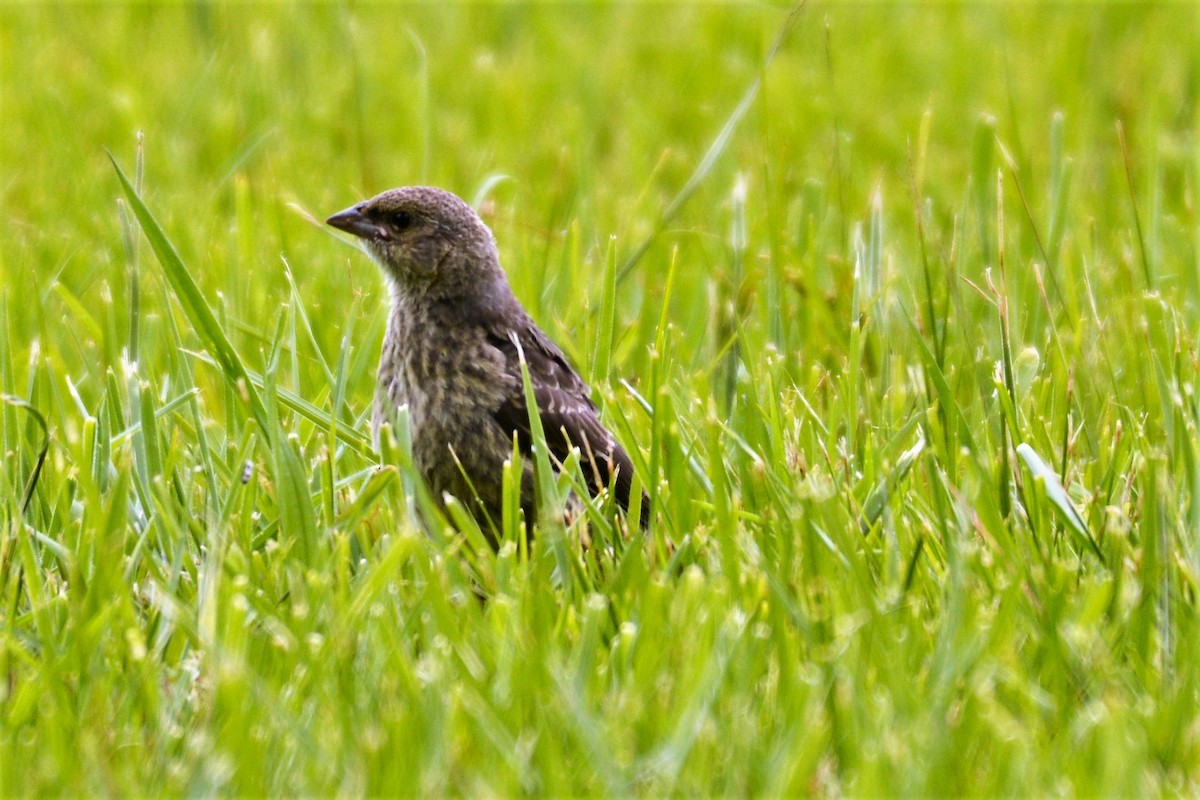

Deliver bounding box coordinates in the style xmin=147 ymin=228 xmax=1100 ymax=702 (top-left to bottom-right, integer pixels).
xmin=387 ymin=269 xmax=517 ymax=326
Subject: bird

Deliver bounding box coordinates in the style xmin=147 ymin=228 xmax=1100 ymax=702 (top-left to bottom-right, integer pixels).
xmin=326 ymin=186 xmax=646 ymax=543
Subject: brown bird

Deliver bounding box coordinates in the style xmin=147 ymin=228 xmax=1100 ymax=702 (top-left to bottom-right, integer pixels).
xmin=327 ymin=186 xmax=646 ymax=542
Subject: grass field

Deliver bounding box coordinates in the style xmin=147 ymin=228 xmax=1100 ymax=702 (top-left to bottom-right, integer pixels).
xmin=3 ymin=3 xmax=1200 ymax=795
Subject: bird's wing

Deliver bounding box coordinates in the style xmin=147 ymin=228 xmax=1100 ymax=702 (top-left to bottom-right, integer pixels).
xmin=485 ymin=317 xmax=643 ymax=519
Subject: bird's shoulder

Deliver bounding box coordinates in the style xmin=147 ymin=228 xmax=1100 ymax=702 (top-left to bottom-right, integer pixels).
xmin=482 ymin=311 xmax=594 ymax=407
xmin=456 ymin=283 xmax=610 ymax=444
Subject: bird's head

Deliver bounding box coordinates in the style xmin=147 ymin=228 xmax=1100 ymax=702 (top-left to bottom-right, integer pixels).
xmin=327 ymin=186 xmax=502 ymax=298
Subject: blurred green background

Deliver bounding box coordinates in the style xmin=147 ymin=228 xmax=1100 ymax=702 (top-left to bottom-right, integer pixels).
xmin=3 ymin=3 xmax=1200 ymax=795
xmin=6 ymin=4 xmax=1197 ymax=389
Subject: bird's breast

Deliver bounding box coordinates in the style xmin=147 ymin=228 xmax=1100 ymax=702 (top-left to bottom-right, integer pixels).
xmin=377 ymin=307 xmax=510 ymax=448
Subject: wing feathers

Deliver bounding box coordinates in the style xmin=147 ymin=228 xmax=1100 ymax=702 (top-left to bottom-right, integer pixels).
xmin=486 ymin=319 xmax=645 ymax=525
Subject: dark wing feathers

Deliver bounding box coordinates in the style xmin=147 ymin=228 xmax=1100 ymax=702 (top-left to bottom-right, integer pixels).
xmin=486 ymin=319 xmax=644 ymax=523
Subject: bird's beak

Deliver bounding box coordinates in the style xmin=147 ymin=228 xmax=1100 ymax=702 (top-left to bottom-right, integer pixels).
xmin=326 ymin=204 xmax=380 ymax=240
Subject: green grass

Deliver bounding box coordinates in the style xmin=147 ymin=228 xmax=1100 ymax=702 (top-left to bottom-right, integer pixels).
xmin=3 ymin=2 xmax=1200 ymax=795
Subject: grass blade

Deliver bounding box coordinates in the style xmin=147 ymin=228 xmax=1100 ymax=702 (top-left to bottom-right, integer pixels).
xmin=108 ymin=152 xmax=270 ymax=440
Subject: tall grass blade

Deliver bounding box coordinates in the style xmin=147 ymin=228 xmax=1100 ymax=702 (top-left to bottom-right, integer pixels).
xmin=108 ymin=152 xmax=270 ymax=440
xmin=616 ymin=2 xmax=806 ymax=285
xmin=1016 ymin=442 xmax=1102 ymax=561
xmin=1 ymin=395 xmax=48 ymax=514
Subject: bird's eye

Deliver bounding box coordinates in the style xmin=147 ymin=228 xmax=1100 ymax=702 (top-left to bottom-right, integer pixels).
xmin=392 ymin=211 xmax=414 ymax=229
